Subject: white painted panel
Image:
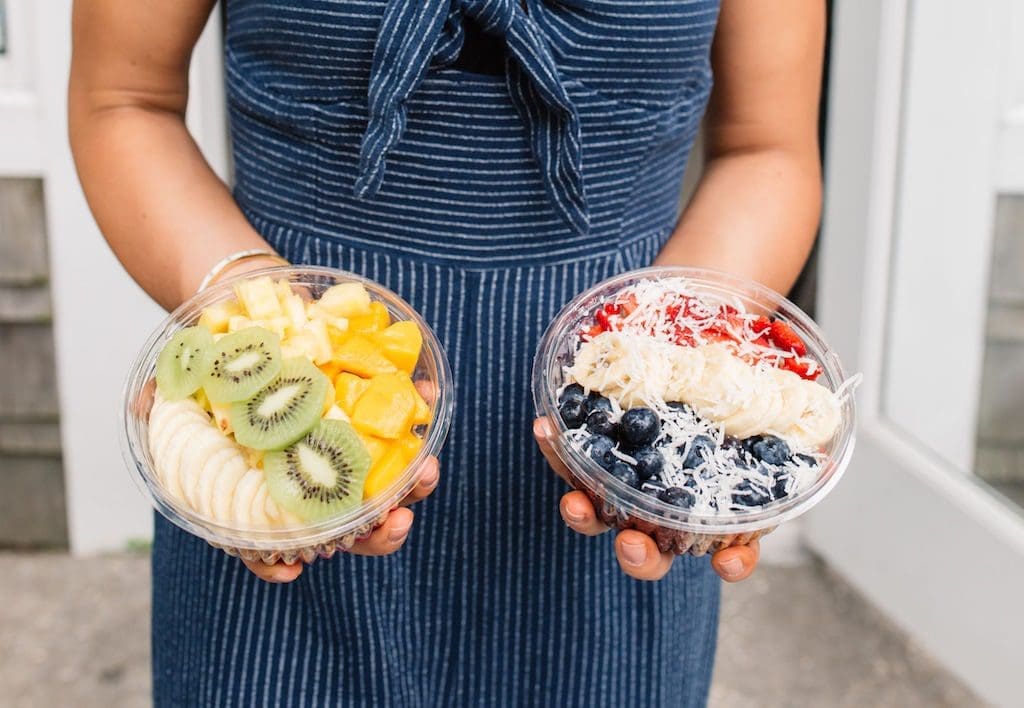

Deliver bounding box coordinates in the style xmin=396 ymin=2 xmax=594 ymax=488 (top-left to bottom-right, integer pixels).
xmin=996 ymin=114 xmax=1024 ymax=194
xmin=0 ymin=95 xmax=41 ymax=175
xmin=806 ymin=423 xmax=1024 ymax=708
xmin=35 ymin=2 xmax=228 ymax=553
xmin=883 ymin=2 xmax=1005 ymax=472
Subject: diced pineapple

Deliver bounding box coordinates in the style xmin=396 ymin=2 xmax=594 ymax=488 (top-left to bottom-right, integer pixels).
xmin=194 ymin=389 xmax=212 ymax=413
xmin=282 ymin=293 xmax=308 ymax=335
xmin=280 ymin=331 xmax=320 ymax=360
xmin=259 ymin=316 xmax=290 ymax=339
xmin=305 ymin=318 xmax=333 ymax=365
xmin=198 ymin=300 xmax=243 ymax=334
xmin=227 ymin=315 xmax=255 ymax=333
xmin=233 ymin=276 xmax=282 ymax=320
xmin=210 ymin=401 xmax=233 ymax=435
xmin=324 ymin=404 xmax=349 ymax=422
xmin=318 ymin=282 xmax=372 ymax=318
xmin=273 ymin=279 xmax=295 ymax=303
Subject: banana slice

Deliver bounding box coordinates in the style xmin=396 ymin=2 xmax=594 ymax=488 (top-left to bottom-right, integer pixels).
xmin=194 ymin=445 xmax=239 ymax=519
xmin=720 ymin=370 xmax=780 ymax=439
xmin=179 ymin=429 xmax=235 ymax=513
xmin=665 ymin=346 xmax=706 ymax=403
xmin=150 ymin=405 xmax=207 ymax=464
xmin=767 ymin=367 xmax=809 ymax=433
xmin=211 ymin=454 xmax=249 ymax=522
xmin=686 ymin=344 xmax=756 ymax=420
xmin=156 ymin=421 xmax=210 ymax=503
xmin=232 ymin=469 xmax=266 ymax=529
xmin=786 ymin=380 xmax=841 ymax=447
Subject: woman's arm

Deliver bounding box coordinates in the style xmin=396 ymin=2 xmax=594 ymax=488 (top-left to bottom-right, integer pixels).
xmin=69 ymin=0 xmax=435 ymax=580
xmin=541 ymin=0 xmax=827 ymax=582
xmin=656 ymin=0 xmax=826 ymax=293
xmin=69 ymin=0 xmax=277 ymax=311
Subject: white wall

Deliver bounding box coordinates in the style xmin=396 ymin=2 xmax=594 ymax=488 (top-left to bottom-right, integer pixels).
xmin=30 ymin=2 xmax=227 ymax=554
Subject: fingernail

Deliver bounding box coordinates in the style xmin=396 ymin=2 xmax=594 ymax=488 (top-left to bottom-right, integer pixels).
xmin=719 ymin=557 xmax=744 ymax=577
xmin=388 ymin=520 xmax=412 ymax=542
xmin=620 ymin=541 xmax=647 ymax=567
xmin=563 ymin=504 xmax=585 ymax=523
xmin=420 ymin=468 xmax=439 ymax=488
xmin=536 ymin=418 xmax=553 ymax=438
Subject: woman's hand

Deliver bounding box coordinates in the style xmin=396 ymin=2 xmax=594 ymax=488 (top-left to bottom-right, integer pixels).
xmin=242 ymin=455 xmax=440 ymax=583
xmin=534 ymin=418 xmax=760 ymax=582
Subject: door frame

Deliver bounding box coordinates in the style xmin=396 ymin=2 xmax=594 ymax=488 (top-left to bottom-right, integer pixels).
xmin=807 ymin=1 xmax=1024 ymax=705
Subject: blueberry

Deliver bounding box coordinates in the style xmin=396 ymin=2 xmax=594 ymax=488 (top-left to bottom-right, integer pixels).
xmin=750 ymin=435 xmax=792 ymax=466
xmin=586 ymin=410 xmax=617 ymax=437
xmin=731 ymin=480 xmax=772 ymax=508
xmin=558 ymin=383 xmax=586 ymax=406
xmin=666 ymin=401 xmax=693 ymax=415
xmin=609 ymin=461 xmax=639 ymax=488
xmin=584 ymin=434 xmax=615 ymax=469
xmin=658 ymin=486 xmax=694 ymax=509
xmin=632 ymin=447 xmax=664 ymax=480
xmin=771 ymin=473 xmax=790 ymax=500
xmin=559 ymin=399 xmax=587 ymax=428
xmin=794 ymin=453 xmax=818 ymax=468
xmin=681 ymin=435 xmax=716 ymax=469
xmin=619 ymin=408 xmax=661 ymax=446
xmin=683 ymin=474 xmax=699 ymax=490
xmin=585 ymin=392 xmax=613 ymax=414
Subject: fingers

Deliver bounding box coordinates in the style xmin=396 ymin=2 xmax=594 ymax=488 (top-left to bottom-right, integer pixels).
xmin=614 ymin=530 xmax=675 ymax=581
xmin=559 ymin=491 xmax=609 ymax=536
xmin=400 ymin=456 xmax=440 ymax=506
xmin=711 ymin=538 xmax=760 ymax=583
xmin=533 ymin=417 xmax=571 ymax=483
xmin=348 ymin=507 xmax=414 ymax=556
xmin=242 ymin=558 xmax=304 ymax=583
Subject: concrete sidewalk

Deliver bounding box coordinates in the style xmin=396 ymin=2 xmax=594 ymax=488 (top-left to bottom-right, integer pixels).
xmin=0 ymin=552 xmax=981 ymax=707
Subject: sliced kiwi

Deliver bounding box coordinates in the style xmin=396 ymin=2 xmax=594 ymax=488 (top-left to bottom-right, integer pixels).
xmin=203 ymin=327 xmax=282 ymax=402
xmin=231 ymin=358 xmax=329 ymax=450
xmin=155 ymin=326 xmax=215 ymax=400
xmin=264 ymin=420 xmax=372 ymax=522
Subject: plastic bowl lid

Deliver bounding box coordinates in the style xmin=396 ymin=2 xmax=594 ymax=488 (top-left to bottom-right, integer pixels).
xmin=532 ymin=266 xmax=857 ymax=535
xmin=120 ymin=266 xmax=454 ymax=553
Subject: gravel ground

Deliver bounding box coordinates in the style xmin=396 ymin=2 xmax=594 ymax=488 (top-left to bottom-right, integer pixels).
xmin=0 ymin=553 xmax=981 ymax=707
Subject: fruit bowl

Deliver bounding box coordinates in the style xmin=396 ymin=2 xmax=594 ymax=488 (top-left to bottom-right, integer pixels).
xmin=533 ymin=267 xmax=857 ymax=556
xmin=121 ymin=266 xmax=453 ymax=564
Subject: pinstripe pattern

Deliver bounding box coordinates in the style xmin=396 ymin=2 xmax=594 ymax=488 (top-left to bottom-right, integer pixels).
xmin=153 ymin=1 xmax=721 ymax=705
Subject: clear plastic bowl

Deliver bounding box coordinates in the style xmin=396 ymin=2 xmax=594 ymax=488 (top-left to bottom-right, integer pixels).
xmin=121 ymin=266 xmax=454 ymax=564
xmin=533 ymin=266 xmax=857 ymax=556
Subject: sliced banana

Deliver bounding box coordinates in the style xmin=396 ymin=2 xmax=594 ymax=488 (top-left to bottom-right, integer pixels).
xmin=785 ymin=379 xmax=841 ymax=447
xmin=179 ymin=430 xmax=234 ymax=512
xmin=194 ymin=446 xmax=239 ymax=519
xmin=665 ymin=346 xmax=705 ymax=403
xmin=156 ymin=421 xmax=210 ymax=503
xmin=767 ymin=367 xmax=809 ymax=433
xmin=211 ymin=455 xmax=249 ymax=522
xmin=720 ymin=372 xmax=779 ymax=439
xmin=232 ymin=468 xmax=266 ymax=529
xmin=686 ymin=344 xmax=755 ymax=421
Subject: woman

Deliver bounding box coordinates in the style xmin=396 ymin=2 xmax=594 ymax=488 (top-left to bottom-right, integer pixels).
xmin=69 ymin=1 xmax=824 ymax=704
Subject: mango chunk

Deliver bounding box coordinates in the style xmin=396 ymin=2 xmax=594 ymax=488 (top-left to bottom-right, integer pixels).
xmin=356 ymin=432 xmax=391 ymax=468
xmin=396 ymin=433 xmax=424 ymax=463
xmin=351 ymin=373 xmax=415 ymax=439
xmin=332 ymin=336 xmax=398 ymax=378
xmin=349 ymin=301 xmax=391 ymax=335
xmin=363 ymin=446 xmax=407 ymax=499
xmin=334 ymin=372 xmax=372 ymax=414
xmin=370 ymin=321 xmax=423 ymax=373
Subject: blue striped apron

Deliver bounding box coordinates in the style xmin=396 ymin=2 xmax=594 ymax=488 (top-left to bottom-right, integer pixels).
xmin=153 ymin=1 xmax=722 ymax=705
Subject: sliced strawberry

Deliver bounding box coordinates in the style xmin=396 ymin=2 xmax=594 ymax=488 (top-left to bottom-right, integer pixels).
xmin=751 ymin=315 xmax=772 ymax=336
xmin=595 ymin=309 xmax=612 ymax=330
xmin=769 ymin=320 xmax=807 ymax=356
xmin=583 ymin=324 xmax=604 ymax=338
xmin=603 ymin=303 xmax=620 ymax=315
xmin=782 ymin=356 xmax=819 ymax=380
xmin=665 ymin=304 xmax=681 ymax=321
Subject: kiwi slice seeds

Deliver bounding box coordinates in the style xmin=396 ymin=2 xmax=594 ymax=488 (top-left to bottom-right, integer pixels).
xmin=155 ymin=326 xmax=215 ymax=400
xmin=264 ymin=420 xmax=372 ymax=522
xmin=203 ymin=327 xmax=282 ymax=402
xmin=231 ymin=358 xmax=329 ymax=450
